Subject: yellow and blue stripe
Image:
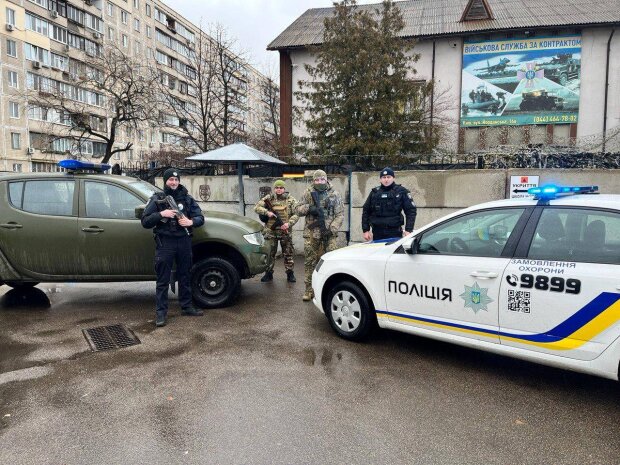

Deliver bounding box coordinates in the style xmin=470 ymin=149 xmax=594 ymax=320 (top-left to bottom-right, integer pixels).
xmin=376 ymin=292 xmax=620 ymax=351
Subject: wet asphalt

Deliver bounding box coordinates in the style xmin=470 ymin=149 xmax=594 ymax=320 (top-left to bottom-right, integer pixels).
xmin=0 ymin=258 xmax=619 ymax=465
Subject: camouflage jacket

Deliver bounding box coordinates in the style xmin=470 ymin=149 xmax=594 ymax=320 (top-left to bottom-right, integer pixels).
xmin=296 ymin=183 xmax=344 ymax=239
xmin=254 ymin=193 xmax=299 ymax=233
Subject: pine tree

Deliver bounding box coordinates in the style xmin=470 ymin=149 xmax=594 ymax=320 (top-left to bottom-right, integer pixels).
xmin=296 ymin=0 xmax=435 ymax=166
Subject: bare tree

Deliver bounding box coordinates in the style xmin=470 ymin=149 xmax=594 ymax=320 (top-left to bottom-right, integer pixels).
xmin=27 ymin=44 xmax=157 ymax=164
xmin=246 ymin=69 xmax=281 ymax=156
xmin=156 ymin=23 xmax=250 ymax=153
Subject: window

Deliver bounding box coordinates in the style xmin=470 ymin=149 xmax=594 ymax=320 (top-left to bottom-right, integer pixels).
xmin=11 ymin=133 xmax=21 ymax=149
xmin=85 ymin=182 xmax=142 ymax=220
xmin=417 ymin=209 xmax=525 ymax=257
xmin=527 ymin=208 xmax=620 ymax=265
xmin=7 ymin=39 xmax=17 ymax=57
xmin=121 ymin=10 xmax=128 ymax=24
xmin=26 ymin=12 xmax=49 ymax=36
xmin=6 ymin=7 xmax=16 ymax=26
xmin=146 ymin=25 xmax=151 ymax=38
xmin=107 ymin=2 xmax=114 ymax=16
xmin=51 ymin=24 xmax=68 ymax=44
xmin=134 ymin=18 xmax=140 ymax=32
xmin=122 ymin=34 xmax=128 ymax=48
xmin=13 ymin=164 xmax=22 ymax=173
xmin=133 ymin=0 xmax=139 ymax=9
xmin=8 ymin=71 xmax=18 ymax=88
xmin=14 ymin=180 xmax=75 ymax=216
xmin=9 ymin=102 xmax=19 ymax=118
xmin=145 ymin=3 xmax=151 ymax=16
xmin=108 ymin=27 xmax=115 ymax=41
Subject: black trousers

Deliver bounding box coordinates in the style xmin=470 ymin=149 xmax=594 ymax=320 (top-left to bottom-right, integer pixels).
xmin=372 ymin=227 xmax=402 ymax=241
xmin=155 ymin=235 xmax=193 ymax=317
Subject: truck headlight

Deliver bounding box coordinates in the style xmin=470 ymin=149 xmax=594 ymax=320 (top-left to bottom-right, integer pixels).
xmin=243 ymin=232 xmax=264 ymax=246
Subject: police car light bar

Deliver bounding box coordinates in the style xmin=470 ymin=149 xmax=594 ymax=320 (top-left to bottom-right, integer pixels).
xmin=58 ymin=159 xmax=111 ymax=172
xmin=528 ymin=185 xmax=599 ymax=199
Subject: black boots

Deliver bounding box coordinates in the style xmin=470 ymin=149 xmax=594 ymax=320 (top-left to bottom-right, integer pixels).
xmin=155 ymin=315 xmax=167 ymax=327
xmin=286 ymin=270 xmax=296 ymax=283
xmin=182 ymin=307 xmax=204 ymax=316
xmin=261 ymin=271 xmax=273 ymax=282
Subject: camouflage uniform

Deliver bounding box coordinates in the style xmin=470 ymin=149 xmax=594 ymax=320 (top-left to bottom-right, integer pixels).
xmin=296 ymin=180 xmax=344 ymax=298
xmin=254 ymin=192 xmax=298 ymax=274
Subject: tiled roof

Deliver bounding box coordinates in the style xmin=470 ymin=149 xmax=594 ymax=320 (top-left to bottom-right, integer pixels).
xmin=267 ymin=0 xmax=620 ymax=50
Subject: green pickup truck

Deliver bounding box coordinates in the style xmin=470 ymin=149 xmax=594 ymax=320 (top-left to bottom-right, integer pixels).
xmin=0 ymin=170 xmax=272 ymax=308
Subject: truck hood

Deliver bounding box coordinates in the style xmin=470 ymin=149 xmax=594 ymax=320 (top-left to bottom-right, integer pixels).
xmin=204 ymin=210 xmax=263 ymax=234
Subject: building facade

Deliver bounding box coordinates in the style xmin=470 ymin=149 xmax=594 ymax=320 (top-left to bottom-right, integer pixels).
xmin=269 ymin=0 xmax=620 ymax=155
xmin=0 ymin=0 xmax=276 ymax=173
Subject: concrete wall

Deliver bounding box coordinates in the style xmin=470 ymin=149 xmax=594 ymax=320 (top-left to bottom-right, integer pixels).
xmin=175 ymin=169 xmax=620 ymax=255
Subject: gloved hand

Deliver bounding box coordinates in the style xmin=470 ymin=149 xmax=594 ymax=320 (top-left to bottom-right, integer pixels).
xmin=308 ymin=205 xmax=319 ymax=216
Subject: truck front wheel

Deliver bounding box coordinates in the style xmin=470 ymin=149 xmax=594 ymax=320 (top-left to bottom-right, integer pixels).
xmin=191 ymin=257 xmax=241 ymax=308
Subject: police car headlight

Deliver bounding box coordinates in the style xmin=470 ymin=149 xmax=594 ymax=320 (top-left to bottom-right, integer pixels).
xmin=315 ymin=258 xmax=324 ymax=272
xmin=243 ymin=232 xmax=264 ymax=246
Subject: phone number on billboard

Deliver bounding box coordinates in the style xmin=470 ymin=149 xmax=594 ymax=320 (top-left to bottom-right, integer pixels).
xmin=533 ymin=115 xmax=578 ymax=124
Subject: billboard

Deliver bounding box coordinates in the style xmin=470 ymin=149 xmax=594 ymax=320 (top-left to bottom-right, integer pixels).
xmin=460 ymin=35 xmax=581 ymax=127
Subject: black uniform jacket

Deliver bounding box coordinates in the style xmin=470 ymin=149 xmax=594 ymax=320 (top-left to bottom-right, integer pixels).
xmin=141 ymin=185 xmax=205 ymax=237
xmin=361 ymin=183 xmax=417 ymax=233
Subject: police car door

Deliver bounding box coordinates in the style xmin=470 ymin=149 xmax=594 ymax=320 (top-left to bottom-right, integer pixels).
xmin=499 ymin=206 xmax=620 ymax=361
xmin=385 ymin=208 xmax=529 ymax=343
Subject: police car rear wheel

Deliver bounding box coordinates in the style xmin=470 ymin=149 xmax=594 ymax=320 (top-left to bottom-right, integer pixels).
xmin=191 ymin=257 xmax=241 ymax=308
xmin=326 ymin=282 xmax=376 ymax=341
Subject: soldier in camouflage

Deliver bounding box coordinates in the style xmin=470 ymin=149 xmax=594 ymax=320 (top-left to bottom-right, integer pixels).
xmin=254 ymin=179 xmax=299 ymax=283
xmin=296 ymin=170 xmax=344 ymax=301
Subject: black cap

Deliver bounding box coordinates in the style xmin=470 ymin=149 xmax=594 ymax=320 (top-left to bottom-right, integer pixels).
xmin=380 ymin=167 xmax=395 ymax=178
xmin=163 ymin=168 xmax=180 ymax=183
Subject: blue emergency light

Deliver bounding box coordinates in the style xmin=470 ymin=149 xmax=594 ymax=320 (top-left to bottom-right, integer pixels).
xmin=528 ymin=185 xmax=598 ymax=200
xmin=58 ymin=159 xmax=111 ymax=172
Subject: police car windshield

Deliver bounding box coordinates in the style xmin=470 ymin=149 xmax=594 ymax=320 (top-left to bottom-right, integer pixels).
xmin=129 ymin=180 xmax=162 ymax=199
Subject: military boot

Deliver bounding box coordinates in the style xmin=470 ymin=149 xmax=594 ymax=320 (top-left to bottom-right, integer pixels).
xmin=261 ymin=271 xmax=273 ymax=282
xmin=302 ymin=288 xmax=314 ymax=301
xmin=182 ymin=306 xmax=204 ymax=316
xmin=286 ymin=270 xmax=296 ymax=283
xmin=155 ymin=314 xmax=167 ymax=327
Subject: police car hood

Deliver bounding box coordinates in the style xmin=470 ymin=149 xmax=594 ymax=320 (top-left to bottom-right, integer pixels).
xmin=322 ymin=240 xmax=394 ymax=261
xmin=204 ymin=210 xmax=263 ymax=233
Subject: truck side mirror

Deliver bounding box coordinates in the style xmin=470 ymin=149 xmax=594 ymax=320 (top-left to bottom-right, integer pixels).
xmin=135 ymin=204 xmax=146 ymax=219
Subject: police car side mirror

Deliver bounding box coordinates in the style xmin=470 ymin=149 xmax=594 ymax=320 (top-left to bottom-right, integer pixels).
xmin=404 ymin=237 xmax=419 ymax=255
xmin=135 ymin=204 xmax=146 ymax=219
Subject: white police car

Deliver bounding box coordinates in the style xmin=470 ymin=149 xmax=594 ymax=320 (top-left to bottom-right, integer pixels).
xmin=312 ymin=186 xmax=620 ymax=380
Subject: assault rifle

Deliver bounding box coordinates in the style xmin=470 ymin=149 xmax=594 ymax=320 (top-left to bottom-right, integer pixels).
xmin=310 ymin=191 xmax=329 ymax=235
xmin=263 ymin=199 xmax=285 ymax=231
xmin=157 ymin=195 xmax=190 ymax=236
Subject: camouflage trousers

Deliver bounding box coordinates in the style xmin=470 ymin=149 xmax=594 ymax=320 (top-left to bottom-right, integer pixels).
xmin=265 ymin=231 xmax=295 ymax=273
xmin=304 ymin=234 xmax=338 ymax=291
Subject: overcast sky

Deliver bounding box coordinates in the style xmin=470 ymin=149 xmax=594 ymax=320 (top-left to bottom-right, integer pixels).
xmin=162 ymin=0 xmax=382 ymax=76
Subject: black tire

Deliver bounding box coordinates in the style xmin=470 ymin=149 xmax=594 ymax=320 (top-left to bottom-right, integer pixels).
xmin=325 ymin=281 xmax=376 ymax=341
xmin=190 ymin=257 xmax=241 ymax=308
xmin=5 ymin=281 xmax=39 ymax=290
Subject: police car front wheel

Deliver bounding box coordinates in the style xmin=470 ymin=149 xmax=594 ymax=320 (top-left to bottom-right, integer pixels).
xmin=326 ymin=282 xmax=376 ymax=341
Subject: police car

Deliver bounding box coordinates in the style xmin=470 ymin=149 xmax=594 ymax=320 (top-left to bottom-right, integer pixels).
xmin=312 ymin=186 xmax=620 ymax=381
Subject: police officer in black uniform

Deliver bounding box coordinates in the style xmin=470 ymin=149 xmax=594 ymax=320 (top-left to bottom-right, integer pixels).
xmin=362 ymin=167 xmax=417 ymax=241
xmin=142 ymin=168 xmax=205 ymax=328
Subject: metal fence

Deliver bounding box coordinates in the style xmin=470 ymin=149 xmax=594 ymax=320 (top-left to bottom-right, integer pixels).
xmin=123 ymin=148 xmax=619 ymax=183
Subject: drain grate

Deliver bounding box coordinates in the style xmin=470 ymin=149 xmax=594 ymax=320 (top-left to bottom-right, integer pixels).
xmin=82 ymin=324 xmax=141 ymax=352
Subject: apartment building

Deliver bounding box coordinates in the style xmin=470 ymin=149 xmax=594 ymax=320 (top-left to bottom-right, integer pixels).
xmin=0 ymin=0 xmax=276 ymax=173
